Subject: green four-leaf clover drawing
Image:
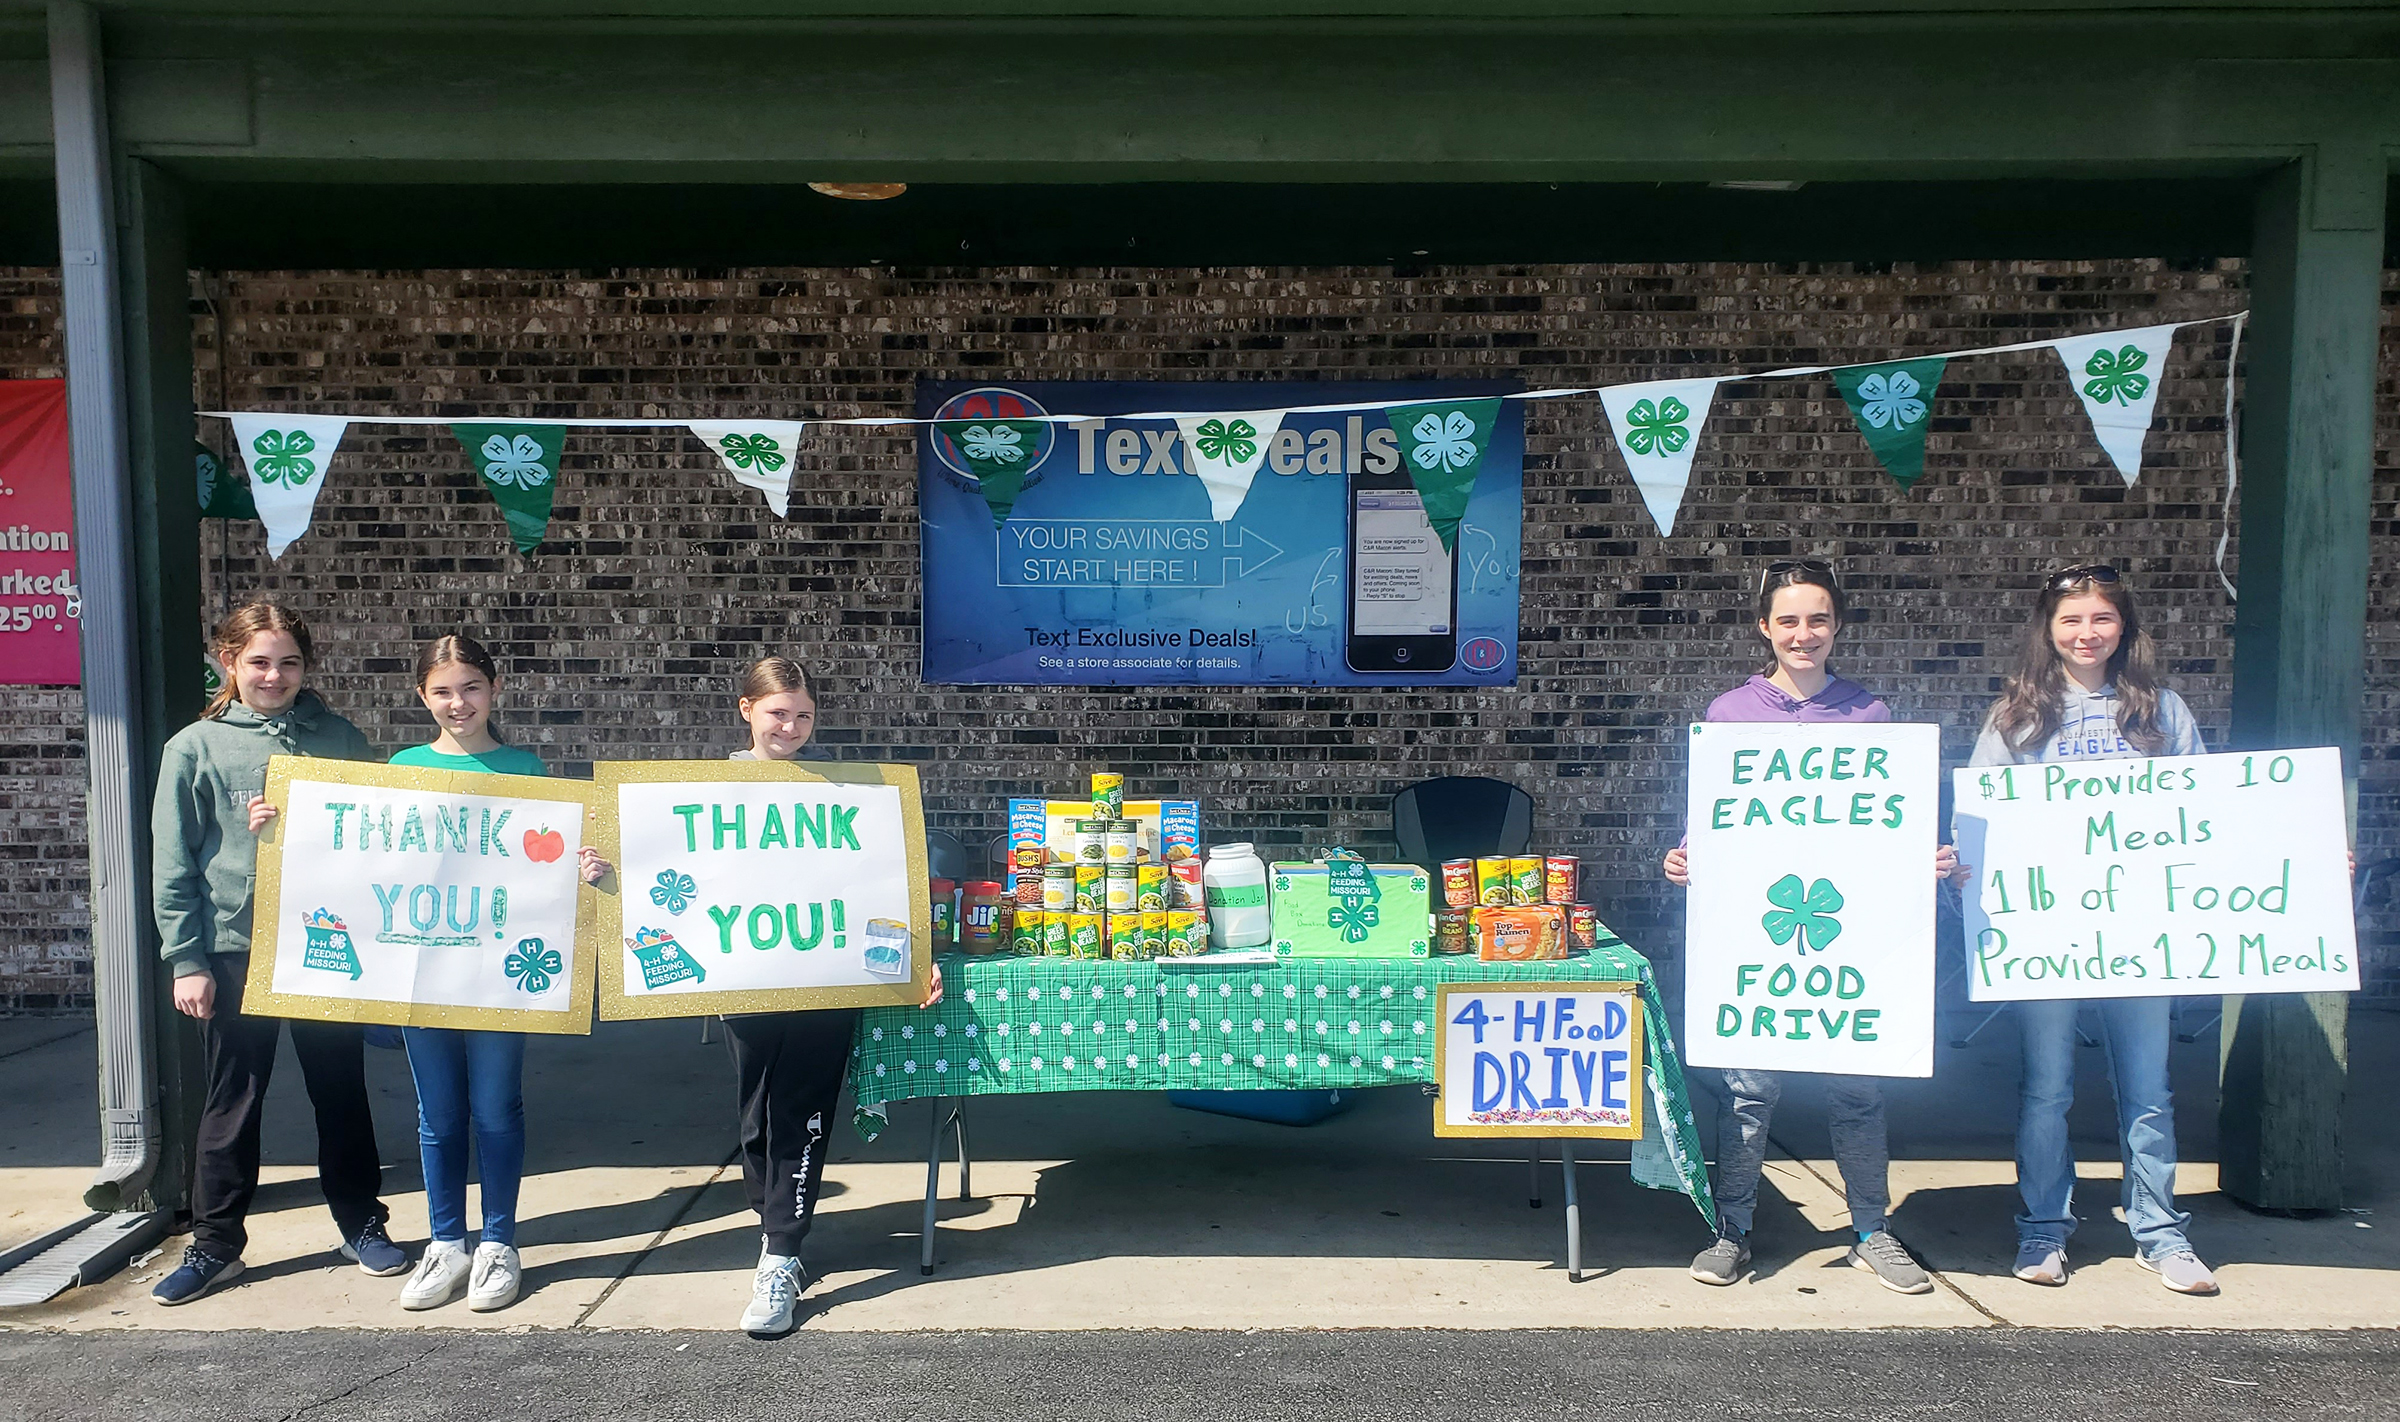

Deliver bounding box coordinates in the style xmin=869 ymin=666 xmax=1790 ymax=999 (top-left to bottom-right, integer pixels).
xmin=718 ymin=432 xmax=786 ymax=472
xmin=1407 ymin=410 xmax=1480 ymax=473
xmin=504 ymin=938 xmax=563 ymax=994
xmin=960 ymin=424 xmax=1026 ymax=465
xmin=1327 ymin=899 xmax=1381 ymax=943
xmin=2081 ymin=345 xmax=2151 ymax=406
xmin=1623 ymin=397 xmax=1692 ymax=457
xmin=1190 ymin=417 xmax=1259 ymax=464
xmin=650 ymin=869 xmax=698 ymax=915
xmin=479 ymin=433 xmax=552 ymax=489
xmin=1761 ymin=873 xmax=1844 ymax=954
xmin=1855 ymin=370 xmax=1927 ymax=430
xmin=250 ymin=429 xmax=318 ymax=486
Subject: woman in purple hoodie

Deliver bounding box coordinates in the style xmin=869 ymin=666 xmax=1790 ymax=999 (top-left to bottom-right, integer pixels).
xmin=1664 ymin=559 xmax=1960 ymax=1295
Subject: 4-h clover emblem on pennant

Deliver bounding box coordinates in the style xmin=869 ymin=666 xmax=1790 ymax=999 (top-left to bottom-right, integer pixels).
xmin=935 ymin=418 xmax=1051 ymax=527
xmin=1174 ymin=410 xmax=1287 ymax=522
xmin=688 ymin=420 xmax=806 ymax=517
xmin=227 ymin=413 xmax=353 ymax=559
xmin=451 ymin=423 xmax=566 ymax=554
xmin=1321 ymin=850 xmax=1384 ymax=944
xmin=1598 ymin=378 xmax=1722 ymax=537
xmin=1761 ymin=874 xmax=1844 ymax=955
xmin=2050 ymin=323 xmax=2180 ymax=487
xmin=197 ymin=440 xmax=257 ymax=521
xmin=1382 ymin=398 xmax=1501 ymax=553
xmin=1833 ymin=357 xmax=1950 ymax=491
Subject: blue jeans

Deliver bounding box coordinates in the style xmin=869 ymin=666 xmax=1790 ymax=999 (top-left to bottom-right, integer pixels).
xmin=2014 ymin=997 xmax=2191 ymax=1257
xmin=1709 ymin=1067 xmax=1891 ymax=1238
xmin=402 ymin=1027 xmax=526 ymax=1246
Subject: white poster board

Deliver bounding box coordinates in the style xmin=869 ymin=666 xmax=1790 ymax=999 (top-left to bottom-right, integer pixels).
xmin=594 ymin=760 xmax=933 ymax=1018
xmin=1953 ymin=747 xmax=2358 ymax=1000
xmin=247 ymin=757 xmax=596 ymax=1034
xmin=1683 ymin=722 xmax=1939 ymax=1078
xmin=1432 ymin=983 xmax=1644 ymax=1138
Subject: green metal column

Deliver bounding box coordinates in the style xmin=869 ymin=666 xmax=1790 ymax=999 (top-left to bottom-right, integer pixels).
xmin=2219 ymin=151 xmax=2386 ymax=1212
xmin=113 ymin=157 xmax=205 ymax=1215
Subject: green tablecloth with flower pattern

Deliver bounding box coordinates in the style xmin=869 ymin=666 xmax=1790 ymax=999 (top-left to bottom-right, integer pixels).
xmin=849 ymin=941 xmax=1716 ymax=1226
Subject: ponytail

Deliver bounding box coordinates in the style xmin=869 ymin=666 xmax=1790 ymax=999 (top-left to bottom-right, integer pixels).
xmin=203 ymin=602 xmax=315 ymax=720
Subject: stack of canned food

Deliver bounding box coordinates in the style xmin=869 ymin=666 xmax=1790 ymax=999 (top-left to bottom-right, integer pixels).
xmin=1431 ymin=854 xmax=1603 ymax=961
xmin=950 ymin=772 xmax=1210 ymax=960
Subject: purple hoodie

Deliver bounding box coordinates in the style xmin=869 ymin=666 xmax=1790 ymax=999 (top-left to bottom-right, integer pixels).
xmin=1701 ymin=673 xmax=1892 ymax=726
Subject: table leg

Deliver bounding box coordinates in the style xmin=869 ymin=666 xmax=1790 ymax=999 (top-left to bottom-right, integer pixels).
xmin=952 ymin=1102 xmax=973 ymax=1202
xmin=920 ymin=1096 xmax=945 ymax=1276
xmin=1528 ymin=1140 xmax=1542 ymax=1208
xmin=1561 ymin=1140 xmax=1583 ymax=1283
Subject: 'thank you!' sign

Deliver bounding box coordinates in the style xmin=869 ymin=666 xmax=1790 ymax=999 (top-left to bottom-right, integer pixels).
xmin=1682 ymin=722 xmax=1940 ymax=1079
xmin=1953 ymin=747 xmax=2358 ymax=1000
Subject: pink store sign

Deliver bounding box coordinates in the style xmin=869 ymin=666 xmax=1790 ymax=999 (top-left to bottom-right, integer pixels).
xmin=0 ymin=380 xmax=80 ymax=686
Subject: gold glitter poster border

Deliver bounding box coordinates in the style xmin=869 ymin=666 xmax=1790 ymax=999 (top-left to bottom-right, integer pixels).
xmin=591 ymin=759 xmax=933 ymax=1020
xmin=245 ymin=755 xmax=602 ymax=1036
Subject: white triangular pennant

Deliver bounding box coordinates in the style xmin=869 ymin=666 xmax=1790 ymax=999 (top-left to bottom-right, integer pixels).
xmin=688 ymin=421 xmax=806 ymax=516
xmin=1172 ymin=411 xmax=1284 ymax=523
xmin=227 ymin=414 xmax=350 ymax=559
xmin=2053 ymin=324 xmax=2178 ymax=486
xmin=1598 ymin=379 xmax=1720 ymax=536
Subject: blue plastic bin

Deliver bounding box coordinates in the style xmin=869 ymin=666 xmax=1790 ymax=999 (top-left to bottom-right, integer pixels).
xmin=1165 ymin=1088 xmax=1355 ymax=1126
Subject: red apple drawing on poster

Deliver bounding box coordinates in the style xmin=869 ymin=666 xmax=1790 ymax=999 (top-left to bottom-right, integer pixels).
xmin=523 ymin=827 xmax=566 ymax=863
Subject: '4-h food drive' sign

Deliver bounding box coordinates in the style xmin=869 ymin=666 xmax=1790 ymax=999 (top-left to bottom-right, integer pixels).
xmin=1682 ymin=723 xmax=1941 ymax=1078
xmin=246 ymin=757 xmax=596 ymax=1032
xmin=1952 ymin=747 xmax=2358 ymax=1000
xmin=593 ymin=760 xmax=934 ymax=1017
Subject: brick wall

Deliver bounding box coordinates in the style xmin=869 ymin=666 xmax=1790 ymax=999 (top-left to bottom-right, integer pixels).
xmin=4 ymin=258 xmax=2396 ymax=1012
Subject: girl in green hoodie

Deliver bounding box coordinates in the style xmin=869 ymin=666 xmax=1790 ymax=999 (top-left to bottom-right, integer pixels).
xmin=150 ymin=601 xmax=404 ymax=1305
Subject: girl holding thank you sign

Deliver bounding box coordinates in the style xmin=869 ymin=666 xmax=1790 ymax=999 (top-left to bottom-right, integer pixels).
xmin=151 ymin=602 xmax=403 ymax=1305
xmin=719 ymin=656 xmax=943 ymax=1337
xmin=1663 ymin=560 xmax=1961 ymax=1295
xmin=1968 ymin=565 xmax=2216 ymax=1296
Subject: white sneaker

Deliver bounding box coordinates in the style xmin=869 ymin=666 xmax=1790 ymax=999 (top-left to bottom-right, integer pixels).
xmin=739 ymin=1251 xmax=802 ymax=1335
xmin=468 ymin=1241 xmax=522 ymax=1313
xmin=399 ymin=1241 xmax=469 ymax=1310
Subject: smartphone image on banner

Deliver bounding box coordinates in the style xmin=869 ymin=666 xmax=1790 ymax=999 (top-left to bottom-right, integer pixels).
xmin=1345 ymin=470 xmax=1459 ymax=674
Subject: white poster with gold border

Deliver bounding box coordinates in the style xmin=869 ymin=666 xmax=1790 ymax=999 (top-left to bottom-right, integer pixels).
xmin=246 ymin=756 xmax=598 ymax=1034
xmin=593 ymin=760 xmax=932 ymax=1019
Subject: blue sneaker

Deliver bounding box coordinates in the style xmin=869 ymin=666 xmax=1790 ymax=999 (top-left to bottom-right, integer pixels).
xmin=151 ymin=1245 xmax=243 ymax=1305
xmin=339 ymin=1218 xmax=409 ymax=1276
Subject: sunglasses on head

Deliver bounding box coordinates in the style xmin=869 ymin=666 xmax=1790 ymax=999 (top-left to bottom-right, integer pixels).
xmin=1758 ymin=558 xmax=1837 ymax=596
xmin=2046 ymin=564 xmax=2121 ymax=593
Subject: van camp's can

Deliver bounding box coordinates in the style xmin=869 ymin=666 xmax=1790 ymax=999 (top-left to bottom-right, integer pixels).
xmin=1474 ymin=858 xmax=1512 ymax=907
xmin=1104 ymin=819 xmax=1138 ymax=865
xmin=1169 ymin=859 xmax=1206 ymax=911
xmin=1433 ymin=907 xmax=1473 ymax=955
xmin=1042 ymin=913 xmax=1072 ymax=957
xmin=1075 ymin=864 xmax=1105 ymax=914
xmin=1136 ymin=863 xmax=1168 ymax=911
xmin=1544 ymin=856 xmax=1579 ymax=906
xmin=1013 ymin=869 xmax=1045 ymax=908
xmin=1073 ymin=819 xmax=1109 ymax=864
xmin=1166 ymin=910 xmax=1204 ymax=957
xmin=1067 ymin=912 xmax=1105 ymax=959
xmin=1138 ymin=910 xmax=1167 ymax=959
xmin=1104 ymin=863 xmax=1138 ymax=914
xmin=1091 ymin=772 xmax=1124 ymax=820
xmin=1440 ymin=859 xmax=1477 ymax=909
xmin=1042 ymin=864 xmax=1076 ymax=913
xmin=1106 ymin=914 xmax=1141 ymax=960
xmin=1011 ymin=908 xmax=1044 ymax=955
xmin=1507 ymin=857 xmax=1544 ymax=907
xmin=1567 ymin=903 xmax=1600 ymax=952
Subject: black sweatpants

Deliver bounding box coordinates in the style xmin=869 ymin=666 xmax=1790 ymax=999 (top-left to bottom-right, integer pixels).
xmin=190 ymin=954 xmax=388 ymax=1259
xmin=724 ymin=1009 xmax=859 ymax=1257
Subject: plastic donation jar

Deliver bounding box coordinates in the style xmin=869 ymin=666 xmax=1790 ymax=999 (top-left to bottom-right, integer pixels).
xmin=1203 ymin=843 xmax=1272 ymax=949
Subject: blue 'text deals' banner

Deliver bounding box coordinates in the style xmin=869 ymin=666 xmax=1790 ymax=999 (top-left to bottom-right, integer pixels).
xmin=918 ymin=381 xmax=1522 ymax=687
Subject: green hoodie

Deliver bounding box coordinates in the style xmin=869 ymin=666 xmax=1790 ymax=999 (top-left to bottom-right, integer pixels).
xmin=151 ymin=690 xmax=377 ymax=977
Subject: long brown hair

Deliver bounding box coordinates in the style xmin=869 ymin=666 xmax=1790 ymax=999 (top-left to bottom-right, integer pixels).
xmin=1987 ymin=571 xmax=2166 ymax=757
xmin=414 ymin=633 xmax=508 ymax=741
xmin=737 ymin=655 xmax=813 ymax=705
xmin=203 ymin=601 xmax=316 ymax=720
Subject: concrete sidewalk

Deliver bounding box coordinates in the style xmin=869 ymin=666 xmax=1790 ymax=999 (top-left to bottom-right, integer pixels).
xmin=0 ymin=1006 xmax=2392 ymax=1333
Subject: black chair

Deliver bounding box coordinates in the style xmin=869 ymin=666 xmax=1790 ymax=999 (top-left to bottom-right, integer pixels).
xmin=926 ymin=828 xmax=971 ymax=883
xmin=985 ymin=832 xmax=1014 ymax=882
xmin=1390 ymin=776 xmax=1534 ymax=875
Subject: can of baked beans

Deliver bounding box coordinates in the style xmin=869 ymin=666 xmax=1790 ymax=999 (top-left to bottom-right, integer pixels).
xmin=1567 ymin=903 xmax=1600 ymax=952
xmin=1440 ymin=859 xmax=1477 ymax=909
xmin=1544 ymin=855 xmax=1579 ymax=906
xmin=1434 ymin=907 xmax=1473 ymax=955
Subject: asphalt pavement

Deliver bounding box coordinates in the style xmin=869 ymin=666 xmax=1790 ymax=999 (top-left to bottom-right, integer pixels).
xmin=2 ymin=1327 xmax=2394 ymax=1421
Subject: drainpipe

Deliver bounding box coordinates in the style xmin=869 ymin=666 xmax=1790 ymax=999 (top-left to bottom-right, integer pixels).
xmin=48 ymin=0 xmax=162 ymax=1211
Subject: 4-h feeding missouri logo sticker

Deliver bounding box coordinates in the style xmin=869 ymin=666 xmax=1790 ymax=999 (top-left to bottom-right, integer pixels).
xmin=928 ymin=386 xmax=1058 ymax=493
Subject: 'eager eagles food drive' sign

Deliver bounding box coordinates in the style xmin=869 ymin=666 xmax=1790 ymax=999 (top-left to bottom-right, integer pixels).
xmin=246 ymin=758 xmax=597 ymax=1033
xmin=593 ymin=760 xmax=934 ymax=1017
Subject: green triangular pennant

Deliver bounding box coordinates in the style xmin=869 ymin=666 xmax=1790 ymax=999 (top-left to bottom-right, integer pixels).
xmin=451 ymin=423 xmax=565 ymax=553
xmin=935 ymin=419 xmax=1046 ymax=527
xmin=196 ymin=440 xmax=256 ymax=520
xmin=1383 ymin=397 xmax=1500 ymax=552
xmin=1832 ymin=357 xmax=1947 ymax=490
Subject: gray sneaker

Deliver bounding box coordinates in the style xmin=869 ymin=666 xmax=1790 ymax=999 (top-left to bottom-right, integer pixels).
xmin=2013 ymin=1240 xmax=2069 ymax=1286
xmin=2137 ymin=1247 xmax=2220 ymax=1296
xmin=1848 ymin=1230 xmax=1933 ymax=1294
xmin=1689 ymin=1233 xmax=1752 ymax=1286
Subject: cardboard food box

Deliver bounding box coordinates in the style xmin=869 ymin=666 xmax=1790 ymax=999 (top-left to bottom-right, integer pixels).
xmin=1269 ymin=860 xmax=1431 ymax=959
